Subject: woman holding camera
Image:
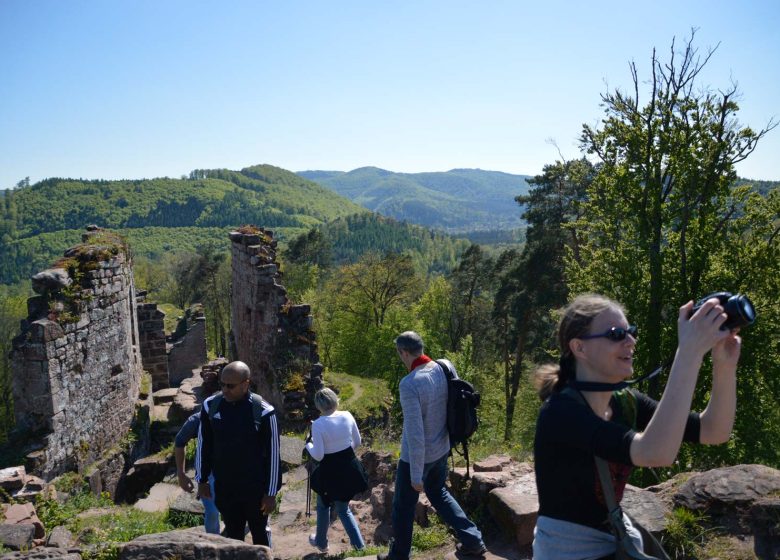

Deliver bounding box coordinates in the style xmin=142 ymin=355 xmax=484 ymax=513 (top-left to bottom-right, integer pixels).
xmin=305 ymin=388 xmax=367 ymax=553
xmin=532 ymin=293 xmax=741 ymax=559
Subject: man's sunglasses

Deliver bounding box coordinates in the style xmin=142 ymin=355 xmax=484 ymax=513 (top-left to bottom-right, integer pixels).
xmin=219 ymin=380 xmax=247 ymax=389
xmin=580 ymin=325 xmax=638 ymax=342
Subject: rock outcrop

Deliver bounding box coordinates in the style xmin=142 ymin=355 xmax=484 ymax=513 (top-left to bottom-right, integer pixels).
xmin=118 ymin=528 xmax=273 ymax=560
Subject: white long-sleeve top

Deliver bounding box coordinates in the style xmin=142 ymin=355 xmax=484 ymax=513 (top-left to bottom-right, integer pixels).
xmin=305 ymin=410 xmax=361 ymax=461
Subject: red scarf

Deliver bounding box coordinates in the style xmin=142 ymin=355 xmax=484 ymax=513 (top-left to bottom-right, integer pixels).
xmin=410 ymin=354 xmax=432 ymax=371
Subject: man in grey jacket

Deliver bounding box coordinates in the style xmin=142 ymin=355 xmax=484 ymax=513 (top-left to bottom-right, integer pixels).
xmin=379 ymin=331 xmax=486 ymax=560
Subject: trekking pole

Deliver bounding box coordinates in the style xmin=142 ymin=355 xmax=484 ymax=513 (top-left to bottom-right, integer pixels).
xmin=305 ymin=423 xmax=312 ymax=517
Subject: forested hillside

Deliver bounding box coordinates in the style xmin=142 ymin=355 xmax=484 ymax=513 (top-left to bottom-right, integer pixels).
xmin=298 ymin=167 xmax=531 ymax=233
xmin=0 ymin=165 xmax=368 ymax=284
xmin=0 ymin=164 xmax=481 ymax=285
xmin=298 ymin=213 xmax=471 ymax=275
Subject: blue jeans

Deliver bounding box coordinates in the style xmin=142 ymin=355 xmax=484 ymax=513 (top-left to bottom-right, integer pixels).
xmin=202 ymin=475 xmax=220 ymax=534
xmin=314 ymin=494 xmax=365 ymax=550
xmin=389 ymin=455 xmax=483 ymax=560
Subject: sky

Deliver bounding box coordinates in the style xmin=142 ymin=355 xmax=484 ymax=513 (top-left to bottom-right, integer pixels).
xmin=1 ymin=0 xmax=779 ymax=189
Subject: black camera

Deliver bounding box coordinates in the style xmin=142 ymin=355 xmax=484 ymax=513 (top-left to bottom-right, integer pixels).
xmin=692 ymin=292 xmax=756 ymax=330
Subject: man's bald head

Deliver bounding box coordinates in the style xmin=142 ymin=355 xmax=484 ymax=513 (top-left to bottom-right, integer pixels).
xmin=222 ymin=361 xmax=250 ymax=380
xmin=220 ymin=361 xmax=251 ymax=401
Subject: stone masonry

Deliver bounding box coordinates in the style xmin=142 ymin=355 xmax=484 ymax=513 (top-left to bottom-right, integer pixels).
xmin=10 ymin=227 xmax=143 ymax=481
xmin=229 ymin=226 xmax=323 ymax=419
xmin=136 ymin=294 xmax=169 ymax=391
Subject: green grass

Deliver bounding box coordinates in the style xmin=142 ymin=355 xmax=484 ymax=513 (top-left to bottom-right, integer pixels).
xmin=71 ymin=508 xmax=173 ymax=544
xmin=661 ymin=507 xmax=711 ymax=559
xmin=36 ymin=487 xmax=115 ymax=530
xmin=411 ymin=517 xmax=453 ymax=552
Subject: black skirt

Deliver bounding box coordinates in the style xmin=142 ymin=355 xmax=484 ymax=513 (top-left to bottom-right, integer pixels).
xmin=310 ymin=446 xmax=368 ymax=505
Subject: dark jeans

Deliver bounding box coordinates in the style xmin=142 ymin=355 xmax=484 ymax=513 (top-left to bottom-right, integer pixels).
xmin=216 ymin=495 xmax=272 ymax=547
xmin=389 ymin=455 xmax=483 ymax=559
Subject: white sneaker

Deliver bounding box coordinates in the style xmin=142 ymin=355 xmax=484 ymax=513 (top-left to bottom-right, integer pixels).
xmin=309 ymin=533 xmax=329 ymax=553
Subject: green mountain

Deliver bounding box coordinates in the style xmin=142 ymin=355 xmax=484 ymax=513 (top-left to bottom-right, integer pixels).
xmin=0 ymin=165 xmax=368 ymax=284
xmin=298 ymin=167 xmax=532 ymax=233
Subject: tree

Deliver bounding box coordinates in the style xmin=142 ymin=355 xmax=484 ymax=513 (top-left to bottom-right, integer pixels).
xmin=448 ymin=244 xmax=496 ymax=358
xmin=572 ymin=31 xmax=776 ymax=397
xmin=492 ymin=157 xmax=593 ymax=440
xmin=283 ymin=228 xmax=332 ymax=267
xmin=0 ymin=286 xmax=27 ymax=442
xmin=339 ymin=252 xmax=419 ymax=329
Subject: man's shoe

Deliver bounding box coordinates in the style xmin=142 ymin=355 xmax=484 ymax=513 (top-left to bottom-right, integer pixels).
xmin=376 ymin=554 xmax=390 ymax=560
xmin=456 ymin=542 xmax=488 ymax=557
xmin=308 ymin=534 xmax=329 ymax=554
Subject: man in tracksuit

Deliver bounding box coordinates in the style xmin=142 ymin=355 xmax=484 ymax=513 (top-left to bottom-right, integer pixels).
xmin=196 ymin=361 xmax=282 ymax=547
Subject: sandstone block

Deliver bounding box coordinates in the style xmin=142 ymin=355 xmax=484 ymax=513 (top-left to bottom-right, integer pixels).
xmin=31 ymin=268 xmax=71 ymax=294
xmin=0 ymin=466 xmax=26 ymax=492
xmin=45 ymin=525 xmax=75 ymax=548
xmin=674 ymin=464 xmax=780 ymax=524
xmin=30 ymin=320 xmax=65 ymax=343
xmin=487 ymin=472 xmax=538 ymax=547
xmin=621 ymin=485 xmax=670 ymax=535
xmin=0 ymin=523 xmax=35 ymax=550
xmin=474 ymin=454 xmax=512 ymax=472
xmin=119 ymin=527 xmax=273 ymax=559
xmin=0 ymin=548 xmax=81 ymax=559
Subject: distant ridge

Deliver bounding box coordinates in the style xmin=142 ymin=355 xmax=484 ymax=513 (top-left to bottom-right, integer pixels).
xmin=298 ymin=167 xmax=532 ymax=233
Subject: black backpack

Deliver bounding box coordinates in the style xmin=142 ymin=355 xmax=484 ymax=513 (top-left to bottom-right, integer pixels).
xmin=436 ymin=359 xmax=481 ymax=477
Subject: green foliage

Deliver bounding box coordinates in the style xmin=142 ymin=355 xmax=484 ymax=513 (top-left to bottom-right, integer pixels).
xmin=0 ymin=164 xmax=366 ymax=285
xmin=661 ymin=507 xmax=711 ymax=559
xmin=52 ymin=471 xmax=87 ymax=494
xmin=81 ymin=544 xmax=121 ymax=560
xmin=165 ymin=508 xmax=202 ymax=529
xmin=71 ymin=508 xmax=172 ymax=544
xmin=323 ymin=370 xmax=392 ymax=428
xmin=0 ymin=283 xmax=28 ymax=442
xmin=340 ymin=545 xmax=383 ymax=558
xmin=185 ymin=438 xmax=197 ymax=463
xmin=36 ymin=487 xmax=114 ymax=530
xmin=564 ymin=34 xmax=780 ymax=477
xmin=411 ymin=516 xmax=452 ymax=551
xmin=317 ymin=213 xmax=470 ymax=276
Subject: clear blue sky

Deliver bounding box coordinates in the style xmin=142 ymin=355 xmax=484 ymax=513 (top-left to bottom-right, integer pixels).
xmin=1 ymin=0 xmax=778 ymax=189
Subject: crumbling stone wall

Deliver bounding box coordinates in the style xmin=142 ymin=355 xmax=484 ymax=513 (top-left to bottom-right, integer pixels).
xmin=10 ymin=227 xmax=143 ymax=481
xmin=229 ymin=227 xmax=323 ymax=419
xmin=167 ymin=306 xmax=207 ymax=387
xmin=136 ymin=295 xmax=169 ymax=391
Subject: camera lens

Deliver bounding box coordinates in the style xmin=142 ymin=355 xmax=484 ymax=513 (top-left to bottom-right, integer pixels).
xmin=723 ymin=294 xmax=756 ymax=330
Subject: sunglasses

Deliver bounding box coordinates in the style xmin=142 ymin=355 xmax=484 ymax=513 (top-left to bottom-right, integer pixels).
xmin=580 ymin=325 xmax=638 ymax=342
xmin=219 ymin=380 xmax=246 ymax=389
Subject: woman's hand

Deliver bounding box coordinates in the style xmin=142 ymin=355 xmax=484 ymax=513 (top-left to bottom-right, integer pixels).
xmin=712 ymin=328 xmax=742 ymax=372
xmin=677 ymin=299 xmax=731 ymax=359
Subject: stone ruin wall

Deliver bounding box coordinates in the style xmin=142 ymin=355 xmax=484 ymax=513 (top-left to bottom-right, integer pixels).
xmin=167 ymin=311 xmax=207 ymax=387
xmin=136 ymin=294 xmax=169 ymax=391
xmin=229 ymin=227 xmax=323 ymax=419
xmin=10 ymin=228 xmax=143 ymax=481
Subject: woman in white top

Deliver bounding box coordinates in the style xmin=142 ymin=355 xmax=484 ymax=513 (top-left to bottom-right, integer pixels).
xmin=306 ymin=388 xmax=367 ymax=552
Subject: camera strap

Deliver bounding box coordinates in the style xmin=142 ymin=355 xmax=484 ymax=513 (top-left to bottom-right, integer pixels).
xmin=569 ymin=359 xmax=672 ymax=392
